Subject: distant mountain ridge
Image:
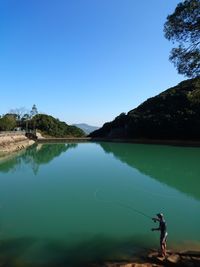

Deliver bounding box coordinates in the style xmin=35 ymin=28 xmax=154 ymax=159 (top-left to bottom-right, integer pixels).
xmin=72 ymin=123 xmax=99 ymax=135
xmin=90 ymin=77 xmax=200 ymax=140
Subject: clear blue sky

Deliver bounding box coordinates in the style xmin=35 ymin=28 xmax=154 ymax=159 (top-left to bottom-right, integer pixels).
xmin=0 ymin=0 xmax=183 ymax=127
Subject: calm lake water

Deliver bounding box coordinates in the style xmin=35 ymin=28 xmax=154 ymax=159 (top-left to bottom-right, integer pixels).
xmin=0 ymin=142 xmax=200 ymax=266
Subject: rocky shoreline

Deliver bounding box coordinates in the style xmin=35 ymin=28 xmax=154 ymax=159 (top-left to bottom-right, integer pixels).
xmin=90 ymin=250 xmax=200 ymax=267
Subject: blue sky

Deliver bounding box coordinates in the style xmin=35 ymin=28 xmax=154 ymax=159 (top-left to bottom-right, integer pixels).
xmin=0 ymin=0 xmax=183 ymax=127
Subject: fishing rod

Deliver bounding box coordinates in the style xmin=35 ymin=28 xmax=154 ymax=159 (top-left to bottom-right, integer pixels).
xmin=94 ymin=189 xmax=152 ymax=221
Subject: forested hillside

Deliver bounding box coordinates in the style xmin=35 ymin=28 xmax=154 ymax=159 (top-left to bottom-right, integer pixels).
xmin=90 ymin=77 xmax=200 ymax=140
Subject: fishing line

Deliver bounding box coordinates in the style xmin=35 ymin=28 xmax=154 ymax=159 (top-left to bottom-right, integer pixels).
xmin=94 ymin=189 xmax=152 ymax=221
xmin=94 ymin=189 xmax=159 ymax=245
xmin=130 ymin=185 xmax=180 ymax=199
xmin=124 ymin=174 xmax=180 ymax=200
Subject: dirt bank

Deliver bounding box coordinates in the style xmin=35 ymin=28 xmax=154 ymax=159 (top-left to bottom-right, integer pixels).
xmin=0 ymin=133 xmax=34 ymax=157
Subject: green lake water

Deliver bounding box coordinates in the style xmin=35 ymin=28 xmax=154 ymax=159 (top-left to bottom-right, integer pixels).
xmin=0 ymin=142 xmax=199 ymax=266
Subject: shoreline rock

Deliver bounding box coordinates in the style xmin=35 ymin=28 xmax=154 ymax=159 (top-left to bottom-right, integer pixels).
xmin=90 ymin=250 xmax=200 ymax=267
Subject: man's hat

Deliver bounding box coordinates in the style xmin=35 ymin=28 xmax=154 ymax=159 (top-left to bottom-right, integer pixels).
xmin=156 ymin=213 xmax=163 ymax=218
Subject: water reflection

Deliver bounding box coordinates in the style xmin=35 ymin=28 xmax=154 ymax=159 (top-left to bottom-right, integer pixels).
xmin=99 ymin=142 xmax=200 ymax=201
xmin=0 ymin=142 xmax=199 ymax=266
xmin=0 ymin=156 xmax=22 ymax=173
xmin=0 ymin=143 xmax=77 ymax=175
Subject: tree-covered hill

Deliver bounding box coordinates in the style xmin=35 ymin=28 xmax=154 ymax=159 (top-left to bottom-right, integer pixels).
xmin=0 ymin=112 xmax=85 ymax=138
xmin=90 ymin=77 xmax=200 ymax=140
xmin=30 ymin=114 xmax=85 ymax=137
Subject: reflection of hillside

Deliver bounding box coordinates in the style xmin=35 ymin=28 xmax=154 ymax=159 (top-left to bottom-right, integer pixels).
xmin=24 ymin=143 xmax=77 ymax=165
xmin=99 ymin=142 xmax=200 ymax=200
xmin=0 ymin=143 xmax=77 ymax=174
xmin=0 ymin=155 xmax=22 ymax=173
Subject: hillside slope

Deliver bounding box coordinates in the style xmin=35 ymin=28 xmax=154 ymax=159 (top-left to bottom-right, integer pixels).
xmin=90 ymin=77 xmax=200 ymax=140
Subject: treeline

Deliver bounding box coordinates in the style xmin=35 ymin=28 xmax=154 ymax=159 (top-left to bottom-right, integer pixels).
xmin=90 ymin=77 xmax=200 ymax=140
xmin=0 ymin=105 xmax=85 ymax=138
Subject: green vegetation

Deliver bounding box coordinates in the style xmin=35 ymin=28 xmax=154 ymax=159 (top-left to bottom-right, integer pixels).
xmin=90 ymin=77 xmax=200 ymax=140
xmin=0 ymin=105 xmax=85 ymax=138
xmin=164 ymin=0 xmax=200 ymax=77
xmin=30 ymin=114 xmax=85 ymax=137
xmin=0 ymin=114 xmax=17 ymax=131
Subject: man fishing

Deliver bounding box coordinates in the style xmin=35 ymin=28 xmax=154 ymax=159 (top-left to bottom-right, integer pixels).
xmin=151 ymin=213 xmax=168 ymax=257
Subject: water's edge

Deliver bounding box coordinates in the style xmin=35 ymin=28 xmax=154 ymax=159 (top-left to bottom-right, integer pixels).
xmin=37 ymin=137 xmax=200 ymax=147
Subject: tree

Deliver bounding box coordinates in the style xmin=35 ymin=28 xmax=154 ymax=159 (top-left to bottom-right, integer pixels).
xmin=21 ymin=113 xmax=31 ymax=131
xmin=164 ymin=0 xmax=200 ymax=77
xmin=30 ymin=104 xmax=38 ymax=118
xmin=9 ymin=107 xmax=28 ymax=121
xmin=30 ymin=104 xmax=38 ymax=132
xmin=0 ymin=115 xmax=17 ymax=131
